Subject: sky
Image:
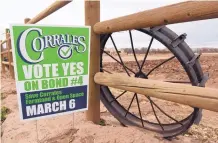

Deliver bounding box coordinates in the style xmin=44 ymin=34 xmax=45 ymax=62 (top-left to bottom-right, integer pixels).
xmin=0 ymin=0 xmax=218 ymax=49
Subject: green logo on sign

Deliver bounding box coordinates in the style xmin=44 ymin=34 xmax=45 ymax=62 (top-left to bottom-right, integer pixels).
xmin=18 ymin=27 xmax=87 ymax=63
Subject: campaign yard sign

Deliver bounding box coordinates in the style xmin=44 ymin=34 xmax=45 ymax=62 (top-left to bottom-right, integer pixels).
xmin=10 ymin=25 xmax=90 ymax=120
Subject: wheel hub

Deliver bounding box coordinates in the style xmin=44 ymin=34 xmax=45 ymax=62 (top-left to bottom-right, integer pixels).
xmin=135 ymin=71 xmax=148 ymax=79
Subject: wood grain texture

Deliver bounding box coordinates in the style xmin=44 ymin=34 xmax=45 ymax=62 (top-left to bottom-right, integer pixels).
xmin=1 ymin=39 xmax=8 ymax=45
xmin=94 ymin=72 xmax=218 ymax=112
xmin=1 ymin=29 xmax=9 ymax=73
xmin=1 ymin=50 xmax=9 ymax=55
xmin=7 ymin=33 xmax=14 ymax=79
xmin=24 ymin=18 xmax=31 ymax=24
xmin=0 ymin=40 xmax=6 ymax=73
xmin=85 ymin=0 xmax=101 ymax=123
xmin=94 ymin=1 xmax=218 ymax=34
xmin=2 ymin=61 xmax=9 ymax=65
xmin=27 ymin=1 xmax=72 ymax=24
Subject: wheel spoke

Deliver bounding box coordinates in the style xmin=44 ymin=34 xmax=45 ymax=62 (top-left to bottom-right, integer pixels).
xmin=140 ymin=37 xmax=154 ymax=71
xmin=148 ymin=96 xmax=164 ymax=130
xmin=147 ymin=56 xmax=175 ymax=76
xmin=110 ymin=35 xmax=131 ymax=76
xmin=125 ymin=93 xmax=136 ymax=117
xmin=135 ymin=93 xmax=144 ymax=127
xmin=102 ymin=50 xmax=136 ymax=74
xmin=100 ymin=68 xmax=112 ymax=74
xmin=146 ymin=96 xmax=183 ymax=126
xmin=129 ymin=30 xmax=140 ymax=70
xmin=110 ymin=91 xmax=127 ymax=103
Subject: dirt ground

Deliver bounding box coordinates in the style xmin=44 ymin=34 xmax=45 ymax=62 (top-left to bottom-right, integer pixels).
xmin=1 ymin=53 xmax=218 ymax=143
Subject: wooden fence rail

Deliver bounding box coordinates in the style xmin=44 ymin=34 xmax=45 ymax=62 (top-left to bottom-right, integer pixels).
xmin=27 ymin=1 xmax=72 ymax=24
xmin=94 ymin=1 xmax=218 ymax=34
xmin=94 ymin=72 xmax=218 ymax=112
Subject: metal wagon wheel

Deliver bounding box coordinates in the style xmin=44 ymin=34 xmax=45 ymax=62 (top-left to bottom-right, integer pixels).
xmin=100 ymin=26 xmax=207 ymax=138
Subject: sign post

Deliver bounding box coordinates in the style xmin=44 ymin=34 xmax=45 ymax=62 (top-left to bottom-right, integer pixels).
xmin=10 ymin=25 xmax=90 ymax=120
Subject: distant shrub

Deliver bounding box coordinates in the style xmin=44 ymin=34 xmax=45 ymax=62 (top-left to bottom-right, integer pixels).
xmin=1 ymin=106 xmax=10 ymax=122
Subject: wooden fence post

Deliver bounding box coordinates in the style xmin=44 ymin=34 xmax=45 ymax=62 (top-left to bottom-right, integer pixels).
xmin=0 ymin=40 xmax=5 ymax=73
xmin=85 ymin=0 xmax=100 ymax=123
xmin=7 ymin=32 xmax=14 ymax=79
xmin=4 ymin=29 xmax=9 ymax=72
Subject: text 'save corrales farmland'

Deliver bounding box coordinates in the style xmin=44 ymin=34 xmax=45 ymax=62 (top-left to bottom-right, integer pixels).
xmin=10 ymin=25 xmax=90 ymax=120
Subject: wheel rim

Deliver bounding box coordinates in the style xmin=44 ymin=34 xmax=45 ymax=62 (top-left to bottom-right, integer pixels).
xmin=100 ymin=27 xmax=203 ymax=138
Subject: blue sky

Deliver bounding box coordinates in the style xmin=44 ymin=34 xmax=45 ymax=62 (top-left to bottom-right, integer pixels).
xmin=0 ymin=0 xmax=218 ymax=48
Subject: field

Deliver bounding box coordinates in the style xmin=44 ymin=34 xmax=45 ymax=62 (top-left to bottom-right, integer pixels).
xmin=1 ymin=53 xmax=218 ymax=143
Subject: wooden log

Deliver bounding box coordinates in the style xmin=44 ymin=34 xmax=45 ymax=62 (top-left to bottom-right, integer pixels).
xmin=24 ymin=18 xmax=31 ymax=24
xmin=1 ymin=50 xmax=9 ymax=55
xmin=2 ymin=61 xmax=9 ymax=65
xmin=7 ymin=33 xmax=14 ymax=79
xmin=0 ymin=40 xmax=6 ymax=73
xmin=1 ymin=39 xmax=7 ymax=45
xmin=5 ymin=32 xmax=11 ymax=76
xmin=94 ymin=1 xmax=218 ymax=34
xmin=85 ymin=0 xmax=100 ymax=123
xmin=27 ymin=1 xmax=72 ymax=24
xmin=1 ymin=29 xmax=10 ymax=73
xmin=94 ymin=72 xmax=218 ymax=112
